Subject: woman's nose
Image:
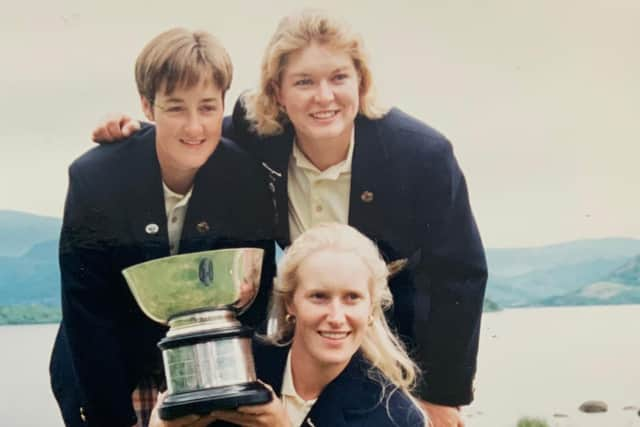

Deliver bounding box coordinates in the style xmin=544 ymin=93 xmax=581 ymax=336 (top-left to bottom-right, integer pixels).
xmin=183 ymin=112 xmax=204 ymax=135
xmin=326 ymin=300 xmax=346 ymax=324
xmin=314 ymin=80 xmax=334 ymax=103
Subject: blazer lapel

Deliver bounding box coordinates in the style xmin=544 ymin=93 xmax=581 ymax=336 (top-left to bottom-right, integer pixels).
xmin=178 ymin=161 xmax=221 ymax=254
xmin=261 ymin=128 xmax=294 ymax=247
xmin=124 ymin=130 xmax=170 ymax=261
xmin=348 ymin=114 xmax=390 ymax=242
xmin=304 ymin=353 xmax=378 ymax=427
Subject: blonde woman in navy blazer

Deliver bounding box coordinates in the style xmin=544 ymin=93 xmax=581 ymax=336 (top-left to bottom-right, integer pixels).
xmin=149 ymin=224 xmax=425 ymax=427
xmin=224 ymin=11 xmax=487 ymax=426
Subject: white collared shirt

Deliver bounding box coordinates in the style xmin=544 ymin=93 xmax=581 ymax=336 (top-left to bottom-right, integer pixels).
xmin=287 ymin=132 xmax=354 ymax=242
xmin=281 ymin=350 xmax=317 ymax=427
xmin=162 ymin=182 xmax=193 ymax=255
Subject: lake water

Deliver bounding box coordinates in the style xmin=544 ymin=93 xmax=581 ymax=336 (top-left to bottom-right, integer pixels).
xmin=466 ymin=305 xmax=640 ymax=427
xmin=1 ymin=306 xmax=638 ymax=427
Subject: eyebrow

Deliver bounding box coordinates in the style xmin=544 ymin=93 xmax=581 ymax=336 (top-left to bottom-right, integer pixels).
xmin=162 ymin=97 xmax=219 ymax=104
xmin=288 ymin=67 xmax=351 ymax=78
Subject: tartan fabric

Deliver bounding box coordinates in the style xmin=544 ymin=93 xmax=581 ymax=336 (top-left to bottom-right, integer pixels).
xmin=131 ymin=374 xmax=164 ymax=427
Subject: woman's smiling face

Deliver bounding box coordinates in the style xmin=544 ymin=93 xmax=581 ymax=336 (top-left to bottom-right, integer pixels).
xmin=276 ymin=42 xmax=360 ymax=148
xmin=287 ymin=249 xmax=371 ymax=370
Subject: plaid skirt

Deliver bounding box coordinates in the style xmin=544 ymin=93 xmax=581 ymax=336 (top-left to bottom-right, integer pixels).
xmin=131 ymin=372 xmax=165 ymax=427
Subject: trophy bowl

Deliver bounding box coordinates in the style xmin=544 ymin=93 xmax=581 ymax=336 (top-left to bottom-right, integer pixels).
xmin=122 ymin=247 xmax=271 ymax=420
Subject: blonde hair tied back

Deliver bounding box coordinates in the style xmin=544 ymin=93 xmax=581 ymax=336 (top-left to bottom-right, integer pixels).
xmin=266 ymin=223 xmax=418 ymax=395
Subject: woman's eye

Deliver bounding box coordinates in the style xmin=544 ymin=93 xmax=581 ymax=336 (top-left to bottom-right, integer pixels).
xmin=309 ymin=292 xmax=327 ymax=301
xmin=346 ymin=293 xmax=361 ymax=302
xmin=200 ymin=105 xmax=217 ymax=113
xmin=294 ymin=78 xmax=313 ymax=86
xmin=166 ymin=106 xmax=184 ymax=113
xmin=333 ymin=73 xmax=349 ymax=82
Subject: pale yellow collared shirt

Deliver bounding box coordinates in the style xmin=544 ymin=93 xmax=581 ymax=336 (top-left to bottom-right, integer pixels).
xmin=162 ymin=182 xmax=193 ymax=255
xmin=287 ymin=131 xmax=354 ymax=242
xmin=281 ymin=350 xmax=317 ymax=427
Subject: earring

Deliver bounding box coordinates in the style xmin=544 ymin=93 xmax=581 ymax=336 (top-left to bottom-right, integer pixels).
xmin=285 ymin=313 xmax=296 ymax=324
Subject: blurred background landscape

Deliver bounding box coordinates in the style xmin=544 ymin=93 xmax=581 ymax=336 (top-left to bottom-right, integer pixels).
xmin=2 ymin=209 xmax=639 ymax=324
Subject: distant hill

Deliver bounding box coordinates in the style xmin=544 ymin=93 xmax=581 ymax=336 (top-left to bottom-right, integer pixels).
xmin=0 ymin=239 xmax=59 ymax=306
xmin=485 ymin=238 xmax=640 ymax=307
xmin=0 ymin=210 xmax=61 ymax=257
xmin=483 ymin=298 xmax=501 ymax=312
xmin=541 ymin=255 xmax=640 ymax=306
xmin=1 ymin=210 xmax=639 ymax=324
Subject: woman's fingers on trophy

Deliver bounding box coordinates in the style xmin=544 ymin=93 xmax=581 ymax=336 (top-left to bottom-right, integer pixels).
xmin=256 ymin=379 xmax=275 ymax=394
xmin=188 ymin=413 xmax=218 ymax=427
xmin=156 ymin=390 xmax=168 ymax=403
xmin=210 ymin=409 xmax=254 ymax=426
xmin=148 ymin=393 xmax=214 ymax=427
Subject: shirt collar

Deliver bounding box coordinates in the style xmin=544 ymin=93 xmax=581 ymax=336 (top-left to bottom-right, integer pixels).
xmin=162 ymin=181 xmax=193 ymax=209
xmin=291 ymin=129 xmax=355 ymax=180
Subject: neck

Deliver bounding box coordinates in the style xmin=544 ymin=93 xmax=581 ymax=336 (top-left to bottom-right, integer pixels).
xmin=157 ymin=158 xmax=196 ymax=195
xmin=289 ymin=342 xmax=348 ymax=401
xmin=295 ymin=130 xmax=352 ymax=172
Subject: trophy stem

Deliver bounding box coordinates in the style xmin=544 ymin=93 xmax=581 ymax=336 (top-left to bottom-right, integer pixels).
xmin=167 ymin=308 xmax=240 ymax=337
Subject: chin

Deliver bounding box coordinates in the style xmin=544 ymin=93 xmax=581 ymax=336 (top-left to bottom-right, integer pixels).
xmin=312 ymin=349 xmax=355 ymax=367
xmin=308 ymin=128 xmax=348 ymax=142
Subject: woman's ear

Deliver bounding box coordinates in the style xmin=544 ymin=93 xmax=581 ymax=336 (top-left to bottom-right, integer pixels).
xmin=140 ymin=95 xmax=155 ymax=121
xmin=284 ymin=299 xmax=295 ymax=317
xmin=271 ymin=81 xmax=284 ymax=111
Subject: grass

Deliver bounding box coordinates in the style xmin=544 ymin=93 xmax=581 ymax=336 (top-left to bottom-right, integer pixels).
xmin=516 ymin=417 xmax=550 ymax=427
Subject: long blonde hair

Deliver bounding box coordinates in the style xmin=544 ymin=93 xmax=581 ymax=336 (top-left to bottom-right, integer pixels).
xmin=266 ymin=223 xmax=418 ymax=395
xmin=244 ymin=9 xmax=387 ymax=136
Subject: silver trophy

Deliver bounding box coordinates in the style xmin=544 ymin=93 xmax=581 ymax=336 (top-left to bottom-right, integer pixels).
xmin=122 ymin=247 xmax=271 ymax=420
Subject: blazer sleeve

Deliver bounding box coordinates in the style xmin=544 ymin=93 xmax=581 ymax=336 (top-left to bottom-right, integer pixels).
xmin=413 ymin=141 xmax=487 ymax=406
xmin=60 ymin=165 xmax=137 ymax=427
xmin=222 ymin=95 xmax=263 ymax=156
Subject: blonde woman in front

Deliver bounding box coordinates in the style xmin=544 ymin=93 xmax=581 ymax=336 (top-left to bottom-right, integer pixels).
xmin=150 ymin=223 xmax=426 ymax=426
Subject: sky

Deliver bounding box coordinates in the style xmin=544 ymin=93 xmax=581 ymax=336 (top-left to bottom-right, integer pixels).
xmin=1 ymin=0 xmax=638 ymax=248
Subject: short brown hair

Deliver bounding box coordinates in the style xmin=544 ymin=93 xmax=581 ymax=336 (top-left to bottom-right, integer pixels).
xmin=244 ymin=9 xmax=387 ymax=136
xmin=135 ymin=28 xmax=233 ymax=104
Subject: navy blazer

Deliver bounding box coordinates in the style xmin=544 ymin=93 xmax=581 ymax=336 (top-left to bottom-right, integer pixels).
xmin=224 ymin=99 xmax=488 ymax=406
xmin=249 ymin=341 xmax=425 ymax=427
xmin=49 ymin=127 xmax=276 ymax=427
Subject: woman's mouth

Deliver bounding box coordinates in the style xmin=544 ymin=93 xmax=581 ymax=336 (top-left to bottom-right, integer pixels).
xmin=180 ymin=139 xmax=205 ymax=146
xmin=318 ymin=331 xmax=351 ymax=340
xmin=309 ymin=110 xmax=339 ymax=120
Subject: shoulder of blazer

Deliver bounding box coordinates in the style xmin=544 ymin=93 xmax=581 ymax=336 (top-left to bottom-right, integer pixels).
xmin=69 ymin=126 xmax=159 ymax=195
xmin=369 ymin=107 xmax=454 ymax=160
xmin=306 ymin=352 xmax=425 ymax=426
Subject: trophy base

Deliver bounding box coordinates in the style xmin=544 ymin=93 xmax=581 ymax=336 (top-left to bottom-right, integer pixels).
xmin=159 ymin=381 xmax=272 ymax=420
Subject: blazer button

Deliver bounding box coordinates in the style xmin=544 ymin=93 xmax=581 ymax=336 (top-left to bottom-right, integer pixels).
xmin=196 ymin=221 xmax=210 ymax=234
xmin=145 ymin=223 xmax=160 ymax=235
xmin=360 ymin=191 xmax=374 ymax=203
